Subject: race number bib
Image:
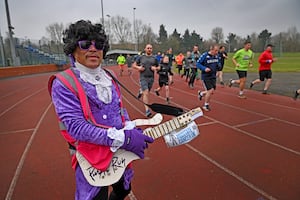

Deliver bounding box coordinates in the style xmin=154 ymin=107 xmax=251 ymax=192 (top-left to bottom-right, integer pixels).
xmin=163 ymin=121 xmax=199 ymax=147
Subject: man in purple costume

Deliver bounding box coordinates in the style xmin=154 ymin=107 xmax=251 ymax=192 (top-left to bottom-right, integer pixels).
xmin=50 ymin=20 xmax=154 ymax=200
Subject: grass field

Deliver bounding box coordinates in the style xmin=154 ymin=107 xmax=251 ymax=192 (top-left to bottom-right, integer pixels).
xmin=223 ymin=52 xmax=300 ymax=72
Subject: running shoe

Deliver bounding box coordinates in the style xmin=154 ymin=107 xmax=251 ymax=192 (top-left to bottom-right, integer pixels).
xmin=250 ymin=82 xmax=254 ymax=89
xmin=145 ymin=110 xmax=152 ymax=118
xmin=202 ymin=105 xmax=211 ymax=111
xmin=137 ymin=90 xmax=142 ymax=99
xmin=198 ymin=90 xmax=203 ymax=101
xmin=238 ymin=94 xmax=247 ymax=99
xmin=166 ymin=97 xmax=170 ymax=104
xmin=293 ymin=90 xmax=299 ymax=100
xmin=155 ymin=90 xmax=160 ymax=96
xmin=228 ymin=79 xmax=233 ymax=87
xmin=262 ymin=90 xmax=268 ymax=94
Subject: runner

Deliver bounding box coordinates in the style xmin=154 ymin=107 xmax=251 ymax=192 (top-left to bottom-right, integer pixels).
xmin=197 ymin=45 xmax=220 ymax=111
xmin=154 ymin=55 xmax=174 ymax=104
xmin=117 ymin=54 xmax=126 ymax=76
xmin=250 ymin=44 xmax=277 ymax=94
xmin=133 ymin=44 xmax=159 ymax=117
xmin=229 ymin=41 xmax=254 ymax=99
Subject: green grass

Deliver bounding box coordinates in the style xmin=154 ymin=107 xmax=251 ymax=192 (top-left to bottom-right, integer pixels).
xmin=223 ymin=52 xmax=300 ymax=72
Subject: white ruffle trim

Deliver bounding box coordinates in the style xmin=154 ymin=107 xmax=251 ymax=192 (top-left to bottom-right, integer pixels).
xmin=107 ymin=121 xmax=136 ymax=152
xmin=74 ymin=62 xmax=112 ymax=104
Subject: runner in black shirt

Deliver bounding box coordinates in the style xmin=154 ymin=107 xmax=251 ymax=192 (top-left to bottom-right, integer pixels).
xmin=154 ymin=55 xmax=174 ymax=104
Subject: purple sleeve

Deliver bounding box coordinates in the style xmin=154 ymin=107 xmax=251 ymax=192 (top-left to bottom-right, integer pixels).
xmin=51 ymin=78 xmax=113 ymax=146
xmin=123 ymin=108 xmax=130 ymax=121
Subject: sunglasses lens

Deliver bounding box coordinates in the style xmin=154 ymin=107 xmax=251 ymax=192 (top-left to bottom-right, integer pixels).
xmin=79 ymin=41 xmax=92 ymax=50
xmin=94 ymin=42 xmax=104 ymax=50
xmin=78 ymin=40 xmax=103 ymax=50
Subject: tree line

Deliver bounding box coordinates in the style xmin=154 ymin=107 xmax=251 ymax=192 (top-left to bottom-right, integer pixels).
xmin=45 ymin=15 xmax=300 ymax=54
xmin=1 ymin=15 xmax=300 ymax=66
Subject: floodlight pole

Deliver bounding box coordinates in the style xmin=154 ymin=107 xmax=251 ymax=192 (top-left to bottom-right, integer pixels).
xmin=106 ymin=14 xmax=111 ymax=50
xmin=5 ymin=0 xmax=20 ymax=66
xmin=0 ymin=27 xmax=5 ymax=67
xmin=133 ymin=7 xmax=137 ymax=51
xmin=101 ymin=0 xmax=104 ymax=26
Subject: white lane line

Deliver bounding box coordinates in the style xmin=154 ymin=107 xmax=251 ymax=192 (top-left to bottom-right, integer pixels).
xmin=154 ymin=80 xmax=300 ymax=155
xmin=213 ymin=100 xmax=300 ymax=127
xmin=234 ymin=118 xmax=274 ymax=128
xmin=0 ymin=128 xmax=35 ymax=135
xmin=185 ymin=144 xmax=279 ymax=200
xmin=172 ymin=87 xmax=300 ymax=127
xmin=198 ymin=121 xmax=218 ymax=126
xmin=128 ymin=191 xmax=138 ymax=200
xmin=204 ymin=115 xmax=300 ymax=156
xmin=0 ymin=87 xmax=30 ymax=100
xmin=217 ymin=89 xmax=300 ymax=111
xmin=0 ymin=88 xmax=45 ymax=117
xmin=122 ymin=72 xmax=299 ymax=197
xmin=122 ymin=95 xmax=145 ymax=116
xmin=160 ymin=95 xmax=300 ymax=156
xmin=167 ymin=74 xmax=300 ymax=115
xmin=5 ymin=103 xmax=52 ymax=200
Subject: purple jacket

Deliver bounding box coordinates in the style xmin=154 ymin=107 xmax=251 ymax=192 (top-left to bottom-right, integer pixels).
xmin=51 ymin=68 xmax=130 ymax=199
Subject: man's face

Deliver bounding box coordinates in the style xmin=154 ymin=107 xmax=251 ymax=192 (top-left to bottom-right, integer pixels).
xmin=73 ymin=40 xmax=103 ymax=69
xmin=193 ymin=46 xmax=198 ymax=52
xmin=210 ymin=46 xmax=219 ymax=56
xmin=145 ymin=45 xmax=153 ymax=55
xmin=163 ymin=56 xmax=169 ymax=63
xmin=244 ymin=43 xmax=252 ymax=50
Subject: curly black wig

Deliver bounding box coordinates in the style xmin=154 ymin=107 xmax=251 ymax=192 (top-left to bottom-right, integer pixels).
xmin=62 ymin=20 xmax=109 ymax=57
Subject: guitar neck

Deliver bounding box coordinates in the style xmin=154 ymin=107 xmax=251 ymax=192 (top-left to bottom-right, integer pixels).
xmin=143 ymin=107 xmax=202 ymax=139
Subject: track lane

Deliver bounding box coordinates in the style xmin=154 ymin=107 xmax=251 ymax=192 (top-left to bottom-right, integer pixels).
xmin=1 ymin=68 xmax=299 ymax=200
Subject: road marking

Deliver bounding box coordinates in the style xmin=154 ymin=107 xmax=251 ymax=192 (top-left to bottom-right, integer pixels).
xmin=186 ymin=144 xmax=278 ymax=200
xmin=234 ymin=118 xmax=273 ymax=128
xmin=0 ymin=88 xmax=44 ymax=117
xmin=0 ymin=128 xmax=35 ymax=135
xmin=205 ymin=115 xmax=300 ymax=156
xmin=5 ymin=103 xmax=52 ymax=200
xmin=128 ymin=191 xmax=138 ymax=200
xmin=0 ymin=87 xmax=30 ymax=100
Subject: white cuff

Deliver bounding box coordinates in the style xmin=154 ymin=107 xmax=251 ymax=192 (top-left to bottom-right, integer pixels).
xmin=107 ymin=121 xmax=136 ymax=152
xmin=107 ymin=127 xmax=125 ymax=152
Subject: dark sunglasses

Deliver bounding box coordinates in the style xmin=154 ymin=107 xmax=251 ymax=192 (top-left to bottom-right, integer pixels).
xmin=78 ymin=40 xmax=104 ymax=51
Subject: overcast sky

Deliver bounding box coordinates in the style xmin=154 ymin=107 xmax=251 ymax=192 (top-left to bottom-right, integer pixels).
xmin=0 ymin=0 xmax=299 ymax=41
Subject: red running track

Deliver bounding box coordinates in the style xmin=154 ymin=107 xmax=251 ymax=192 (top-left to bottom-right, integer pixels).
xmin=0 ymin=66 xmax=299 ymax=200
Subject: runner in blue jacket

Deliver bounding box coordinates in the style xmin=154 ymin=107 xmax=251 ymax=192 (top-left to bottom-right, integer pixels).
xmin=196 ymin=45 xmax=220 ymax=111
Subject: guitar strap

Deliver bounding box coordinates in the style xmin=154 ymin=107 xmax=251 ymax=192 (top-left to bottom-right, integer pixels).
xmin=103 ymin=68 xmax=185 ymax=117
xmin=48 ymin=67 xmax=126 ymax=171
xmin=103 ymin=68 xmax=144 ymax=103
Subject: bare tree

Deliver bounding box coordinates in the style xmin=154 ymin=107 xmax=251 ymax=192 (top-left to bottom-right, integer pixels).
xmin=46 ymin=23 xmax=64 ymax=43
xmin=111 ymin=15 xmax=132 ymax=44
xmin=135 ymin=19 xmax=144 ymax=50
xmin=285 ymin=26 xmax=300 ymax=52
xmin=140 ymin=24 xmax=157 ymax=46
xmin=211 ymin=27 xmax=224 ymax=44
